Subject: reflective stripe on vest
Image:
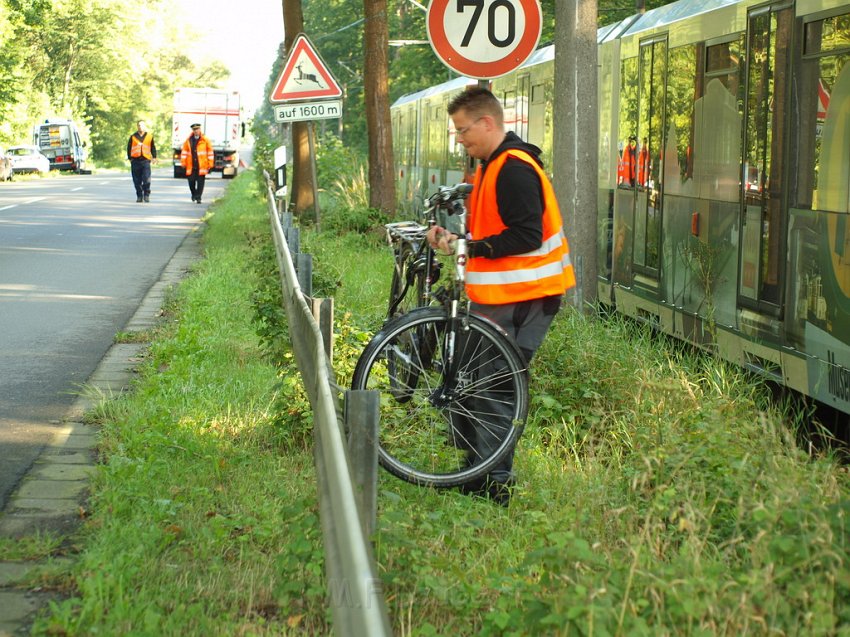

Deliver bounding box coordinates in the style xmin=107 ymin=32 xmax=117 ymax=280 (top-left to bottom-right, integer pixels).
xmin=130 ymin=132 xmax=153 ymax=160
xmin=465 ymin=148 xmax=576 ymax=304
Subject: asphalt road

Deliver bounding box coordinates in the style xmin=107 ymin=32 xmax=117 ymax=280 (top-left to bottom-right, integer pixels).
xmin=0 ymin=167 xmax=227 ymax=510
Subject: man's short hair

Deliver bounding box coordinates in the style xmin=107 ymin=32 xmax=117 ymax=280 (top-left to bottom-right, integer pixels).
xmin=447 ymin=86 xmax=503 ymax=126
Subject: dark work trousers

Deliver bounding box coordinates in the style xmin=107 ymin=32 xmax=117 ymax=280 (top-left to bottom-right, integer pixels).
xmin=450 ymin=295 xmax=562 ymax=485
xmin=130 ymin=159 xmax=152 ymax=197
xmin=187 ymin=171 xmax=206 ymax=201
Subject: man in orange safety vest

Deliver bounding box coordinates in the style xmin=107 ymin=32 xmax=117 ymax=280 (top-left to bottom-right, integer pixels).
xmin=127 ymin=120 xmax=157 ymax=202
xmin=426 ymin=87 xmax=575 ymax=505
xmin=180 ymin=123 xmax=215 ymax=203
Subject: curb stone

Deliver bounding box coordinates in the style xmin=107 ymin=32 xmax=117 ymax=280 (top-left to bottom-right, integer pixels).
xmin=0 ymin=227 xmax=203 ymax=636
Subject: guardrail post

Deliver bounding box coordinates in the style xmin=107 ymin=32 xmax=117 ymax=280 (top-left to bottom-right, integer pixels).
xmin=345 ymin=390 xmax=379 ymax=537
xmin=281 ymin=212 xmax=293 ymax=231
xmin=311 ymin=297 xmax=334 ymax=362
xmin=297 ymin=253 xmax=313 ymax=297
xmin=286 ymin=225 xmax=300 ymax=254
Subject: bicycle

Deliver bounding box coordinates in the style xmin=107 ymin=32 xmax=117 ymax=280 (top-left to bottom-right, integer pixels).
xmin=351 ymin=183 xmax=529 ymax=488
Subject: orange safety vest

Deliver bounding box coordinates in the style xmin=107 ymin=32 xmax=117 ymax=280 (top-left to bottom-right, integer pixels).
xmin=618 ymin=142 xmax=636 ymax=185
xmin=130 ymin=132 xmax=153 ymax=160
xmin=181 ymin=135 xmax=215 ymax=175
xmin=465 ymin=149 xmax=576 ymax=305
xmin=637 ymin=146 xmax=649 ymax=187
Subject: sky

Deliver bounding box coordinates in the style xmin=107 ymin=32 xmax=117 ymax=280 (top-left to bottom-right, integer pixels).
xmin=177 ymin=0 xmax=286 ymax=116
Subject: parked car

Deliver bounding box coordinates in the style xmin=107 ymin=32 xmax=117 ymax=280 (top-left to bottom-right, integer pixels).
xmin=0 ymin=147 xmax=12 ymax=181
xmin=7 ymin=145 xmax=50 ymax=175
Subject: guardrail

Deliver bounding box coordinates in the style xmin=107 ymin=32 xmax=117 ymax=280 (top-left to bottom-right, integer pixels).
xmin=262 ymin=173 xmax=391 ymax=636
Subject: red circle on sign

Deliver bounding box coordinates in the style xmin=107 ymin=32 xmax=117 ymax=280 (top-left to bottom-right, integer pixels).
xmin=427 ymin=0 xmax=542 ymax=80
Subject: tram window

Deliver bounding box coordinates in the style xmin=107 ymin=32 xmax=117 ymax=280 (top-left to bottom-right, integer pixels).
xmin=805 ymin=13 xmax=850 ymax=55
xmin=795 ymin=13 xmax=850 ymax=212
xmin=666 ymin=44 xmax=697 ymax=189
xmin=531 ymin=84 xmax=545 ymax=103
xmin=619 ymin=56 xmax=639 ymax=171
xmin=503 ymin=90 xmax=518 ymax=134
xmin=529 ymin=84 xmax=546 ymax=151
xmin=706 ymin=38 xmax=743 ymax=94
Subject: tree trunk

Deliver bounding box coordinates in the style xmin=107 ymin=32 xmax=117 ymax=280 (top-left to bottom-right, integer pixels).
xmin=282 ymin=0 xmax=315 ymax=217
xmin=553 ymin=0 xmax=598 ymax=310
xmin=362 ymin=0 xmax=396 ymax=214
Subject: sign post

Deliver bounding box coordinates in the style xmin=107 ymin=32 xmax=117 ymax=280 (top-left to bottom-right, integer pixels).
xmin=426 ymin=0 xmax=542 ymax=79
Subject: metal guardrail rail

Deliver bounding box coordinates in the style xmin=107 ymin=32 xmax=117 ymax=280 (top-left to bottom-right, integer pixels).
xmin=262 ymin=174 xmax=391 ymax=636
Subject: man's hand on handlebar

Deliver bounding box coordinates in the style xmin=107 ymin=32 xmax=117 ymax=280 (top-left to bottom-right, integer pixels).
xmin=426 ymin=225 xmax=458 ymax=255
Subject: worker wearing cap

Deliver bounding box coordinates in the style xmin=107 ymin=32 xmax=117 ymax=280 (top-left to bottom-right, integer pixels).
xmin=180 ymin=123 xmax=215 ymax=203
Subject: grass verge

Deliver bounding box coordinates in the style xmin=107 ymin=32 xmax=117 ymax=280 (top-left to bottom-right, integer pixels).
xmin=33 ymin=170 xmax=850 ymax=636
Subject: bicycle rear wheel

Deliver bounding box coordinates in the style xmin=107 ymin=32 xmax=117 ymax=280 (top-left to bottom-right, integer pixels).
xmin=386 ymin=243 xmax=434 ymax=400
xmin=351 ymin=307 xmax=529 ymax=488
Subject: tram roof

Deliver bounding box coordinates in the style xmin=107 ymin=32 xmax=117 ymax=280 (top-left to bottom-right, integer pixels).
xmin=391 ymin=0 xmax=744 ymax=108
xmin=623 ymin=0 xmax=741 ymax=35
xmin=391 ymin=76 xmax=474 ymax=109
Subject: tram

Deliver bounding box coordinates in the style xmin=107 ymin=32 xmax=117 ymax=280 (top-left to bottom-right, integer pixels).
xmin=390 ymin=0 xmax=850 ymax=416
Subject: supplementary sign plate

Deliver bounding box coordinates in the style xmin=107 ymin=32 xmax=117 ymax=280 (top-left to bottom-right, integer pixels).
xmin=274 ymin=100 xmax=343 ymax=123
xmin=427 ymin=0 xmax=542 ymax=79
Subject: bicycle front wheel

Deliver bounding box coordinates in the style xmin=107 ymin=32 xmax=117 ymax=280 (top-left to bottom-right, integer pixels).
xmin=351 ymin=307 xmax=529 ymax=488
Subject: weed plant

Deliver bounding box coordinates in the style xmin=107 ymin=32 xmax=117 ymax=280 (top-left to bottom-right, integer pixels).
xmin=35 ymin=172 xmax=850 ymax=636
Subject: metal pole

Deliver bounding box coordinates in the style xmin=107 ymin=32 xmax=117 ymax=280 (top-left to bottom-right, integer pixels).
xmin=344 ymin=390 xmax=379 ymax=537
xmin=287 ymin=225 xmax=300 ymax=255
xmin=296 ymin=253 xmax=312 ymax=297
xmin=312 ymin=297 xmax=334 ymax=362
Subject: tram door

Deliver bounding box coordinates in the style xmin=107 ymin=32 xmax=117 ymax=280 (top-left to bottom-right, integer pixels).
xmin=632 ymin=36 xmax=668 ymax=293
xmin=738 ymin=4 xmax=793 ymax=311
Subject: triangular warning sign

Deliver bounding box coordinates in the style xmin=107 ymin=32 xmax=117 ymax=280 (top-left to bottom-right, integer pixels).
xmin=269 ymin=34 xmax=343 ymax=103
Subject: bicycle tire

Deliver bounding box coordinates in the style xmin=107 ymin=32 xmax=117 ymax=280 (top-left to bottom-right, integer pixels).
xmin=386 ymin=242 xmax=428 ymax=399
xmin=351 ymin=307 xmax=529 ymax=488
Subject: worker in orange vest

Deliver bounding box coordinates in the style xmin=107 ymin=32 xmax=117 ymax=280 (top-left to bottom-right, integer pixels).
xmin=637 ymin=137 xmax=649 ymax=187
xmin=127 ymin=120 xmax=157 ymax=202
xmin=618 ymin=135 xmax=637 ymax=186
xmin=426 ymin=87 xmax=575 ymax=506
xmin=180 ymin=123 xmax=215 ymax=203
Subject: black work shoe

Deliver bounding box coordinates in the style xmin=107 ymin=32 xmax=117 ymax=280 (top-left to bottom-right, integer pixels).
xmin=136 ymin=197 xmax=143 ymax=202
xmin=143 ymin=195 xmax=150 ymax=202
xmin=195 ymin=198 xmax=201 ymax=204
xmin=459 ymin=476 xmax=515 ymax=507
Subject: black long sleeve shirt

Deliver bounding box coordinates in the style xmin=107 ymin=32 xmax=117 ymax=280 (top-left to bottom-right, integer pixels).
xmin=469 ymin=131 xmax=546 ymax=259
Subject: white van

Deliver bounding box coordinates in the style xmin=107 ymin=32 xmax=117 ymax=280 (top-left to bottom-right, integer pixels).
xmin=32 ymin=119 xmax=89 ymax=173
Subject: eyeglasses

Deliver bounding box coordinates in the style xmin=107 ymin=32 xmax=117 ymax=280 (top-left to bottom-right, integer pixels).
xmin=454 ymin=118 xmax=482 ymax=137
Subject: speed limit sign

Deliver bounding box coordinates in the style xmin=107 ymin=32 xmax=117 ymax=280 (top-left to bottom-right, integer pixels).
xmin=427 ymin=0 xmax=542 ymax=79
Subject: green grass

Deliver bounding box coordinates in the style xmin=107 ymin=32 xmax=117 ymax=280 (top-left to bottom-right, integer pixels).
xmin=32 ymin=170 xmax=850 ymax=636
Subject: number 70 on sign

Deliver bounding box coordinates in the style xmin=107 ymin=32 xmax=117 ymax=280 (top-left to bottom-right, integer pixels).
xmin=426 ymin=0 xmax=542 ymax=80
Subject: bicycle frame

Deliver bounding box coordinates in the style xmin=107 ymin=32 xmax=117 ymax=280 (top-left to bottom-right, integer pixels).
xmin=384 ymin=183 xmax=472 ymax=320
xmin=383 ymin=221 xmax=437 ymax=319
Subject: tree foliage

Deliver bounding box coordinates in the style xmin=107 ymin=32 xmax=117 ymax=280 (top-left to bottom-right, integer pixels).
xmin=0 ymin=0 xmax=229 ymax=166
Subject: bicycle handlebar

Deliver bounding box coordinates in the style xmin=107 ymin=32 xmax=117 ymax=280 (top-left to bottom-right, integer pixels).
xmin=426 ymin=183 xmax=473 ymax=210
